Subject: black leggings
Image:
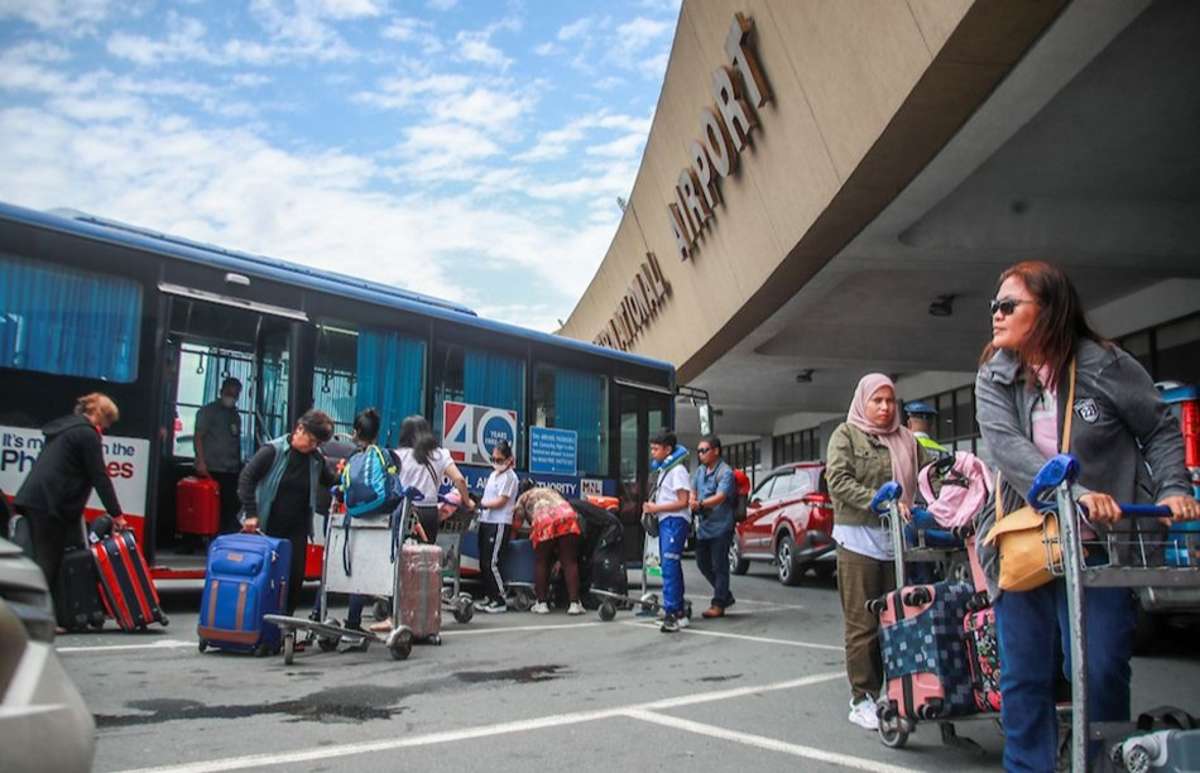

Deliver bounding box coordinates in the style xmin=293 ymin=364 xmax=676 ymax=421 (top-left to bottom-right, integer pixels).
xmin=28 ymin=511 xmax=84 ymax=597
xmin=478 ymin=522 xmax=509 ymax=604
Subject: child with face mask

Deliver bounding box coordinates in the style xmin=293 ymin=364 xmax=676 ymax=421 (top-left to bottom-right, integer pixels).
xmin=476 ymin=440 xmax=519 ymax=613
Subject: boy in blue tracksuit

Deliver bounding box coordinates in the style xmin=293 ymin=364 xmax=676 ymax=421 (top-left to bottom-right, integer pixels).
xmin=642 ymin=430 xmax=691 ymax=633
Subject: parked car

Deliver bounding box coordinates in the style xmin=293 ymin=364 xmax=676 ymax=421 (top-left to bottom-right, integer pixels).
xmin=729 ymin=462 xmax=836 ymax=586
xmin=0 ymin=536 xmax=95 ymax=773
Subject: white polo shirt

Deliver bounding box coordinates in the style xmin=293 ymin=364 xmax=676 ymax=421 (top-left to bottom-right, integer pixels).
xmin=654 ymin=464 xmax=691 ymax=521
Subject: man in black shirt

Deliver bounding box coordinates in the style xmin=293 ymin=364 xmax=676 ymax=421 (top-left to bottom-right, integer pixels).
xmin=237 ymin=410 xmax=337 ymax=616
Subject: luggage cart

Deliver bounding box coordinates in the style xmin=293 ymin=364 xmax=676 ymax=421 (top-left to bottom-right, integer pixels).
xmin=868 ymin=481 xmax=1002 ymax=751
xmin=1029 ymin=454 xmax=1200 ymax=772
xmin=434 ymin=506 xmax=477 ymax=623
xmin=264 ymin=489 xmax=424 ymax=664
xmin=589 ymin=528 xmax=692 ymax=622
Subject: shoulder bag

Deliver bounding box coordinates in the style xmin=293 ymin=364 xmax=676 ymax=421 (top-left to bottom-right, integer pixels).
xmin=983 ymin=359 xmax=1076 ymax=592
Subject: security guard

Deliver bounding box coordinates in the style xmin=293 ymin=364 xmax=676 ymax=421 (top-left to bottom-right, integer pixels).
xmin=903 ymin=401 xmax=949 ymax=454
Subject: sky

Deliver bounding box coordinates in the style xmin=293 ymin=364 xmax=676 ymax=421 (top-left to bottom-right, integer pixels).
xmin=0 ymin=0 xmax=682 ymax=332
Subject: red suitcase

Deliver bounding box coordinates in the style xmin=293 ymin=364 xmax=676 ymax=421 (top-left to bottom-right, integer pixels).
xmin=91 ymin=531 xmax=169 ymax=631
xmin=399 ymin=543 xmax=442 ymax=642
xmin=177 ymin=476 xmax=220 ymax=536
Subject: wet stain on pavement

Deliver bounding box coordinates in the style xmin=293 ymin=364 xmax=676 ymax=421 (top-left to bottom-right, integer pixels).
xmin=453 ymin=664 xmax=567 ymax=684
xmin=697 ymin=673 xmax=742 ymax=683
xmin=93 ymin=684 xmax=411 ymax=728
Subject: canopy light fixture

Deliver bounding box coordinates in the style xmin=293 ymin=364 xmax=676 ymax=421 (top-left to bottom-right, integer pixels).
xmin=795 ymin=369 xmax=814 ymax=384
xmin=929 ymin=294 xmax=955 ymax=317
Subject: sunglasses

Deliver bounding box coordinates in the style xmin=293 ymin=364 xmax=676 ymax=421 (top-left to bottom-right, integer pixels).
xmin=697 ymin=446 xmax=712 ymax=454
xmin=989 ymin=298 xmax=1033 ymax=317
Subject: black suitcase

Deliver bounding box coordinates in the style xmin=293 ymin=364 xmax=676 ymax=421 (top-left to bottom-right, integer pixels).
xmin=57 ymin=547 xmax=108 ymax=631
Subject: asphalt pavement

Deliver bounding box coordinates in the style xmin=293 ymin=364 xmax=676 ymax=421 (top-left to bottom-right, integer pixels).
xmin=58 ymin=562 xmax=1200 ymax=773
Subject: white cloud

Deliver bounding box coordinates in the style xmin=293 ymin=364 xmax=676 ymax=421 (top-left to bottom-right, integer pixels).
xmin=585 ymin=132 xmax=645 ymax=160
xmin=315 ymin=0 xmax=385 ymax=20
xmin=381 ymin=17 xmax=443 ymax=54
xmin=427 ymin=0 xmax=457 ymax=10
xmin=557 ymin=17 xmax=594 ymax=42
xmin=352 ymin=72 xmax=472 ymax=109
xmin=455 ymin=29 xmax=511 ymax=71
xmin=107 ymin=14 xmax=213 ymax=66
xmin=0 ymin=0 xmax=111 ymax=33
xmin=533 ymin=41 xmax=561 ymax=57
xmin=516 ymin=110 xmax=651 ymax=163
xmin=613 ymin=16 xmax=672 ymax=58
xmin=232 ymin=73 xmax=272 ymax=88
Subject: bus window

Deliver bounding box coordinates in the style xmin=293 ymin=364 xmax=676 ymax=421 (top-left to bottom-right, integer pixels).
xmin=0 ymin=253 xmax=142 ymax=382
xmin=313 ymin=325 xmax=358 ymax=438
xmin=533 ymin=364 xmax=609 ymax=476
xmin=356 ymin=327 xmax=425 ymax=446
xmin=172 ymin=344 xmax=255 ymax=460
xmin=432 ymin=343 xmax=525 ymax=452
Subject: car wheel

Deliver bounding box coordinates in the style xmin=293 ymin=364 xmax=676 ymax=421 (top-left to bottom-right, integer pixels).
xmin=729 ymin=540 xmax=750 ymax=575
xmin=776 ymin=534 xmax=802 ymax=586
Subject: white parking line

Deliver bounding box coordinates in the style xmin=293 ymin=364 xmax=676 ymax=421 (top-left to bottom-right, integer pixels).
xmin=113 ymin=672 xmax=844 ymax=773
xmin=620 ymin=620 xmax=844 ymax=652
xmin=623 ymin=709 xmax=921 ymax=773
xmin=57 ymin=639 xmax=197 ymax=654
xmin=442 ymin=621 xmax=607 ymax=636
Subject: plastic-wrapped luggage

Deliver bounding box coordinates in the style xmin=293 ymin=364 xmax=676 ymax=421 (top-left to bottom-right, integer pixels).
xmin=876 ymin=580 xmax=975 ymax=720
xmin=176 ymin=476 xmax=220 ymax=536
xmin=399 ymin=543 xmax=442 ymax=641
xmin=91 ymin=531 xmax=168 ymax=631
xmin=198 ymin=533 xmax=289 ymax=654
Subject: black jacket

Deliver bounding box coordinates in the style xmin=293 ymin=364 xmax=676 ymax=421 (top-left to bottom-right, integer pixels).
xmin=14 ymin=415 xmax=123 ymax=522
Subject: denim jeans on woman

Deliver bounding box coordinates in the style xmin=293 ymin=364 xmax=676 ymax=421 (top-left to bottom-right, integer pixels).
xmin=995 ymin=578 xmax=1134 ymax=772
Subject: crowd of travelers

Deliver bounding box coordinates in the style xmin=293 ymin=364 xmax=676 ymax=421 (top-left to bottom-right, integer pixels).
xmin=10 ymin=259 xmax=1200 ymax=770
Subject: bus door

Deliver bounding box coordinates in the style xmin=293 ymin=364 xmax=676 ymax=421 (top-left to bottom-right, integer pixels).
xmin=616 ymin=385 xmax=672 ymax=566
xmin=157 ymin=292 xmax=299 ymax=558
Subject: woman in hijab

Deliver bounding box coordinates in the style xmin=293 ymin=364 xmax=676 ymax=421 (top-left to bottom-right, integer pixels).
xmin=825 ymin=373 xmax=928 ymax=731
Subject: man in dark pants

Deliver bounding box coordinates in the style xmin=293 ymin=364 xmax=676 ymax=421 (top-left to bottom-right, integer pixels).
xmin=689 ymin=435 xmax=738 ymax=619
xmin=194 ymin=377 xmax=244 ymax=535
xmin=238 ymin=410 xmax=337 ymax=618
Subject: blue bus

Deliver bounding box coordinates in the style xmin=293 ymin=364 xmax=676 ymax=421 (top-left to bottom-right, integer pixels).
xmin=0 ymin=202 xmax=675 ymax=578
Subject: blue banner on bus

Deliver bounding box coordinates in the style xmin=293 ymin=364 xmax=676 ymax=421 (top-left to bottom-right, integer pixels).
xmin=458 ymin=465 xmax=614 ymax=499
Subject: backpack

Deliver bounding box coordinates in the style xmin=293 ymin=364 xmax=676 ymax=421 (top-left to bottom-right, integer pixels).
xmin=340 ymin=445 xmax=403 ymax=518
xmin=732 ymin=468 xmax=750 ymax=523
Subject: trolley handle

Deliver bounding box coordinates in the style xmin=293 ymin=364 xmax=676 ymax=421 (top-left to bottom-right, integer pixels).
xmin=870 ymin=481 xmax=902 ymax=514
xmin=1026 ymin=455 xmax=1173 ymax=519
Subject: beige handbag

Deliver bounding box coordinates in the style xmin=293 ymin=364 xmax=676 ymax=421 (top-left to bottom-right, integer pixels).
xmin=983 ymin=360 xmax=1075 ymax=592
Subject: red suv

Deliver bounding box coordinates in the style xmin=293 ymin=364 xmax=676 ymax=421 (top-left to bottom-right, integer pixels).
xmin=730 ymin=462 xmax=836 ymax=586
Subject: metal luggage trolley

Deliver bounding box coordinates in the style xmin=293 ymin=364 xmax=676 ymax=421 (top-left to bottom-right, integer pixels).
xmin=434 ymin=504 xmax=476 ymax=624
xmin=869 ymin=482 xmax=1001 ymax=752
xmin=265 ymin=488 xmax=424 ymax=664
xmin=1028 ymin=454 xmax=1200 ymax=772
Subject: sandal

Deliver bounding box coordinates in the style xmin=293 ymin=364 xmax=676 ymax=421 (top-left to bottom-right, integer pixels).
xmin=368 ymin=618 xmax=393 ymax=634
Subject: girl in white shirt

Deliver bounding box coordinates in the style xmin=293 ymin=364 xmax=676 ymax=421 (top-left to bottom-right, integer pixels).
xmin=395 ymin=415 xmax=473 ymax=543
xmin=477 ymin=440 xmax=519 ymax=613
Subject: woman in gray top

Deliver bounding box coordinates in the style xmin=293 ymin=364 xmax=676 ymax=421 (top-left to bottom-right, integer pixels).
xmin=974 ymin=260 xmax=1198 ymax=772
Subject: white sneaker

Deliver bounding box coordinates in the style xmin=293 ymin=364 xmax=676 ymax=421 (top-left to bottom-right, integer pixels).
xmin=677 ymin=614 xmax=690 ymax=629
xmin=848 ymin=698 xmax=879 ymax=731
xmin=530 ymin=602 xmax=550 ymax=615
xmin=566 ymin=602 xmax=584 ymax=616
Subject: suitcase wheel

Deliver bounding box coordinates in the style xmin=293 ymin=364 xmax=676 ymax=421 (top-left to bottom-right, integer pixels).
xmin=599 ymin=602 xmax=617 ymax=622
xmin=158 ymin=612 xmax=170 ymax=627
xmin=428 ymin=634 xmax=442 ymax=646
xmin=373 ymin=598 xmax=390 ymax=622
xmin=90 ymin=618 xmax=106 ymax=631
xmin=283 ymin=632 xmax=296 ymax=665
xmin=903 ymin=587 xmax=932 ymax=607
xmin=865 ymin=597 xmax=885 ymax=616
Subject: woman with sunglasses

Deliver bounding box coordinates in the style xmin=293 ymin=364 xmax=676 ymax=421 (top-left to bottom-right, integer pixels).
xmin=975 ymin=260 xmax=1198 ymax=771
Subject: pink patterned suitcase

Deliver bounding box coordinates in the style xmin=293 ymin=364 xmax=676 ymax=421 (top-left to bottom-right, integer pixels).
xmin=399 ymin=543 xmax=442 ymax=642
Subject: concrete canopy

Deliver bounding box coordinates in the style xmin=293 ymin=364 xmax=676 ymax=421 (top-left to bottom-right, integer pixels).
xmin=561 ymin=0 xmax=1200 ymax=445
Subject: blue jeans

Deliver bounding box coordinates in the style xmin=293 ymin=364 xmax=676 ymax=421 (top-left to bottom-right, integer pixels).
xmin=995 ymin=580 xmax=1134 ymax=772
xmin=658 ymin=517 xmax=688 ymax=616
xmin=345 ymin=594 xmax=369 ymax=629
xmin=695 ymin=532 xmax=734 ymax=608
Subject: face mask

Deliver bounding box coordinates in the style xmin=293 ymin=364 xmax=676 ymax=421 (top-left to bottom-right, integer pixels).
xmin=221 ymin=396 xmax=237 ymax=408
xmin=492 ymin=460 xmax=510 ymax=472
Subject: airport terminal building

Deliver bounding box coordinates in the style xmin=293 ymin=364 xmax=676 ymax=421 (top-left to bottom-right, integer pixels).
xmin=559 ymin=0 xmax=1200 ymax=483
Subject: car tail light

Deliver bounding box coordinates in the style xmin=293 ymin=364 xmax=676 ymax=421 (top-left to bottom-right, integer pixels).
xmin=804 ymin=493 xmax=834 ymax=533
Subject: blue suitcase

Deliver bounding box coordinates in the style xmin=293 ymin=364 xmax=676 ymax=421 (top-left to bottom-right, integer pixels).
xmin=197 ymin=534 xmax=291 ymax=655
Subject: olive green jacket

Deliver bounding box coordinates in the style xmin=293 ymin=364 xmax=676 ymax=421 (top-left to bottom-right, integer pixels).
xmin=825 ymin=422 xmax=929 ymax=527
